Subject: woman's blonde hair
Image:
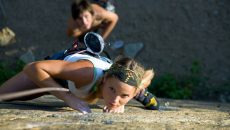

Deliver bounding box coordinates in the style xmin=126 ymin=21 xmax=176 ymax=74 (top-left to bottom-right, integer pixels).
xmin=83 ymin=56 xmax=154 ymax=104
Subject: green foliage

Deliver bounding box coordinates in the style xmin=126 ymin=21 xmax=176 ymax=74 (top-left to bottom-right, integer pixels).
xmin=149 ymin=73 xmax=192 ymax=99
xmin=149 ymin=60 xmax=203 ymax=99
xmin=0 ymin=60 xmax=25 ymax=85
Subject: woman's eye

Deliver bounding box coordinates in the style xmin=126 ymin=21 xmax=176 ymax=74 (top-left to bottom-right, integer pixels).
xmin=121 ymin=95 xmax=129 ymax=98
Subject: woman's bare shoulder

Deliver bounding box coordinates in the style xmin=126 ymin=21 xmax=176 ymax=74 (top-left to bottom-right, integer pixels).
xmin=34 ymin=60 xmax=94 ymax=87
xmin=64 ymin=60 xmax=95 ymax=88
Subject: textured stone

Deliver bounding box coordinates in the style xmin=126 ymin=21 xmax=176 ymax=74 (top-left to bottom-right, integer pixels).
xmin=0 ymin=95 xmax=229 ymax=130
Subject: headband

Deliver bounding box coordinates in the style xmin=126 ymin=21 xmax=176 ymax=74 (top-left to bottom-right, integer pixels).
xmin=106 ymin=63 xmax=142 ymax=87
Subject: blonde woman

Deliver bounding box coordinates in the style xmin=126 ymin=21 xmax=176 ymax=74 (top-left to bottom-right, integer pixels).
xmin=0 ymin=55 xmax=159 ymax=113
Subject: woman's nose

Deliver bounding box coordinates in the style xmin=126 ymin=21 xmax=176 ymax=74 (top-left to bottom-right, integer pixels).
xmin=111 ymin=96 xmax=120 ymax=104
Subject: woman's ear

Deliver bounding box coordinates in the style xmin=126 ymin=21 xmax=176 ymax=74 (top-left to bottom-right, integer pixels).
xmin=139 ymin=69 xmax=154 ymax=89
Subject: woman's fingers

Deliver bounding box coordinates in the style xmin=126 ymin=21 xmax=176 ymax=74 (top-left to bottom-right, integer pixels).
xmin=103 ymin=105 xmax=125 ymax=113
xmin=64 ymin=93 xmax=91 ymax=114
xmin=76 ymin=101 xmax=92 ymax=114
xmin=78 ymin=106 xmax=91 ymax=114
xmin=103 ymin=106 xmax=109 ymax=113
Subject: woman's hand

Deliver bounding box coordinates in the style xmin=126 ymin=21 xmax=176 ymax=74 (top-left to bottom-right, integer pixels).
xmin=103 ymin=105 xmax=125 ymax=113
xmin=23 ymin=60 xmax=94 ymax=114
xmin=64 ymin=92 xmax=91 ymax=114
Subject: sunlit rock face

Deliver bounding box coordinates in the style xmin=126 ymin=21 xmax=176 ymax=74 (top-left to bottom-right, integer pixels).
xmin=0 ymin=95 xmax=229 ymax=130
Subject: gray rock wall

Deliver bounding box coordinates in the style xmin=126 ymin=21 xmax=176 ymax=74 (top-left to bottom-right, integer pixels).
xmin=0 ymin=0 xmax=229 ymax=89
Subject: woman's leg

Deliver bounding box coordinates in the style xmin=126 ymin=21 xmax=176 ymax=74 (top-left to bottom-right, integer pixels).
xmin=134 ymin=88 xmax=160 ymax=110
xmin=0 ymin=71 xmax=47 ymax=101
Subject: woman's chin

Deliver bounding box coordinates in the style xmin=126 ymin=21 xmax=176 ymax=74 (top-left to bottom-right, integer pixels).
xmin=106 ymin=104 xmax=119 ymax=109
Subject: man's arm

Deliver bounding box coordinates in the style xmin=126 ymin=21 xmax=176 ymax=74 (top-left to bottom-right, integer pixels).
xmin=92 ymin=4 xmax=118 ymax=40
xmin=66 ymin=18 xmax=82 ymax=38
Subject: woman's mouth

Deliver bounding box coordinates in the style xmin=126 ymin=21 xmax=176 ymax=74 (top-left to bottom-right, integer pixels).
xmin=108 ymin=102 xmax=118 ymax=108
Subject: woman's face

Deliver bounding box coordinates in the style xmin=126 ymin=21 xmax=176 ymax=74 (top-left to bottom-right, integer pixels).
xmin=102 ymin=77 xmax=137 ymax=109
xmin=76 ymin=11 xmax=93 ymax=30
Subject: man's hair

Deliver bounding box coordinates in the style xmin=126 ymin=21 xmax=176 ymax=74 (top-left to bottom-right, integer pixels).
xmin=71 ymin=0 xmax=94 ymax=20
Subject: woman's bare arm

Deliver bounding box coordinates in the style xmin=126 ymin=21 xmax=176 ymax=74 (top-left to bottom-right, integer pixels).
xmin=23 ymin=60 xmax=94 ymax=112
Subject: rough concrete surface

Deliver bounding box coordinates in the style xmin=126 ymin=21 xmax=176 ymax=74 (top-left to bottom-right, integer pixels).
xmin=0 ymin=95 xmax=229 ymax=130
